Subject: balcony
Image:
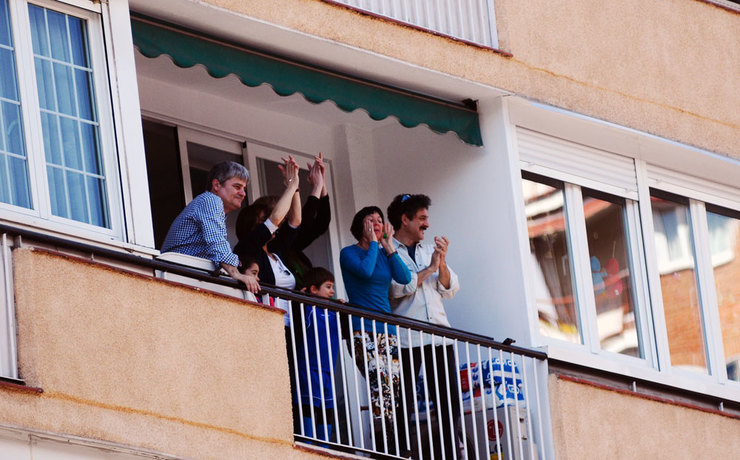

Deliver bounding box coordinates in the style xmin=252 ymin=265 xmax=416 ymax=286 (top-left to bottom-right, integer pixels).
xmin=0 ymin=223 xmax=551 ymax=459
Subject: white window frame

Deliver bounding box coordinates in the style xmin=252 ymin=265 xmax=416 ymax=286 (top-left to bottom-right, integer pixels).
xmin=509 ymin=97 xmax=740 ymax=401
xmin=521 ymin=172 xmax=656 ymax=369
xmin=1 ymin=0 xmax=126 ymax=243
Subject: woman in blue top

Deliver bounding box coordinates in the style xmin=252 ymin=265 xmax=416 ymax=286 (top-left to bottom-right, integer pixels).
xmin=340 ymin=206 xmax=411 ymax=451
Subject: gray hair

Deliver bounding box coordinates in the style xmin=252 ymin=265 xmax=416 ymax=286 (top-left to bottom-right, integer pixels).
xmin=207 ymin=161 xmax=250 ymax=191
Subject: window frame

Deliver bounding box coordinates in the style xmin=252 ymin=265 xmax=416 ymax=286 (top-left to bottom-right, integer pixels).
xmin=521 ymin=170 xmax=655 ymax=368
xmin=1 ymin=0 xmax=124 ymax=241
xmin=510 ymin=97 xmax=740 ymax=400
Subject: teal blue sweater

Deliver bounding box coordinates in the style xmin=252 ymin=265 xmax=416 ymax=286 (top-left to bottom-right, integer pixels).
xmin=340 ymin=241 xmax=412 ymax=335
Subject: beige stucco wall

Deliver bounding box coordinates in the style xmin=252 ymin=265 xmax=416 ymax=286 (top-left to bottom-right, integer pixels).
xmin=204 ymin=0 xmax=739 ymax=158
xmin=548 ymin=374 xmax=740 ymax=459
xmin=0 ymin=248 xmax=328 ymax=459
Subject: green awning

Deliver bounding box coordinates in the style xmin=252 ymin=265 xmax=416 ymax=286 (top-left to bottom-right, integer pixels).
xmin=131 ymin=17 xmax=483 ymax=146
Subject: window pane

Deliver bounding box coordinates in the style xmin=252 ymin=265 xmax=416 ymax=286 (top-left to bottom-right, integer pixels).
xmin=583 ymin=190 xmax=641 ymax=357
xmin=30 ymin=5 xmax=109 ymax=228
xmin=47 ymin=10 xmax=70 ymax=62
xmin=650 ymin=193 xmax=707 ymax=373
xmin=0 ymin=0 xmax=10 ymax=47
xmin=706 ymin=208 xmax=740 ymax=382
xmin=79 ymin=121 xmax=99 ymax=174
xmin=66 ymin=170 xmax=88 ymax=223
xmin=522 ymin=176 xmax=581 ymax=344
xmin=47 ymin=165 xmax=67 ymax=217
xmin=75 ymin=68 xmax=93 ymax=120
xmin=28 ymin=5 xmax=49 ymax=57
xmin=60 ymin=115 xmax=82 ymax=169
xmin=0 ymin=48 xmax=19 ymax=101
xmin=0 ymin=3 xmax=31 ymax=210
xmin=53 ymin=62 xmax=75 ymax=116
xmin=41 ymin=112 xmax=61 ymax=164
xmin=68 ymin=16 xmax=87 ymax=67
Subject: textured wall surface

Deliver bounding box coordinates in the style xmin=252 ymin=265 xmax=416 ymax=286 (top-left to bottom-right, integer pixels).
xmin=548 ymin=374 xmax=740 ymax=459
xmin=203 ymin=0 xmax=739 ymax=158
xmin=2 ymin=248 xmax=325 ymax=459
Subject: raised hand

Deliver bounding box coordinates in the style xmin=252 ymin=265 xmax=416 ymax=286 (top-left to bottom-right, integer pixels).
xmin=307 ymin=158 xmax=324 ymax=196
xmin=379 ymin=222 xmax=395 ymax=253
xmin=434 ymin=236 xmax=449 ymax=262
xmin=362 ymin=214 xmax=378 ymax=243
xmin=278 ymin=155 xmax=299 ymax=189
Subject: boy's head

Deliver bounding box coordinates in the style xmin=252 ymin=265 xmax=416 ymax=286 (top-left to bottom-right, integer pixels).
xmin=302 ymin=267 xmax=335 ymax=299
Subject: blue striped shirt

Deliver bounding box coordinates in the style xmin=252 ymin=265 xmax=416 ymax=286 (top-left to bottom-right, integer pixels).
xmin=161 ymin=191 xmax=240 ymax=267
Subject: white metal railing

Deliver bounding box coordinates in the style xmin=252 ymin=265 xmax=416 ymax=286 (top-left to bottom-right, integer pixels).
xmin=1 ymin=233 xmax=19 ymax=379
xmin=266 ymin=289 xmax=550 ymax=459
xmin=328 ymin=0 xmax=499 ymax=49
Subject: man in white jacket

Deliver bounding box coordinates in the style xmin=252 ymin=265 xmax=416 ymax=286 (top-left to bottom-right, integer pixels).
xmin=388 ymin=193 xmax=461 ymax=459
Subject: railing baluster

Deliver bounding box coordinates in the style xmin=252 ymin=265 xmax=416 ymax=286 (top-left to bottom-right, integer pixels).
xmin=396 ymin=326 xmax=411 ymax=454
xmin=522 ymin=357 xmax=536 ymax=460
xmin=408 ymin=328 xmax=423 ymax=460
xmin=475 ymin=344 xmax=490 ymax=460
xmin=323 ymin=306 xmax=340 ymax=444
xmin=298 ymin=302 xmax=318 ymax=440
xmin=371 ymin=321 xmax=389 ymax=454
xmin=487 ymin=346 xmax=501 ymax=460
xmin=497 ymin=349 xmax=514 ymax=460
xmin=442 ymin=338 xmax=457 ymax=460
xmin=1 ymin=234 xmax=19 ymax=379
xmin=430 ymin=333 xmax=445 ymax=457
xmin=348 ymin=315 xmax=365 ymax=450
xmin=510 ymin=352 xmax=525 ymax=460
xmin=360 ymin=320 xmax=376 ymax=451
xmin=533 ymin=358 xmax=546 ymax=460
xmin=464 ymin=342 xmax=480 ymax=460
xmin=311 ymin=305 xmax=328 ymax=441
xmin=383 ymin=321 xmax=400 ymax=456
xmin=420 ymin=330 xmax=434 ymax=459
xmin=335 ymin=311 xmax=353 ymax=446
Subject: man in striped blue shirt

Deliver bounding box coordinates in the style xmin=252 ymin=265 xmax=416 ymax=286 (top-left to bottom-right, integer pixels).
xmin=161 ymin=161 xmax=259 ymax=292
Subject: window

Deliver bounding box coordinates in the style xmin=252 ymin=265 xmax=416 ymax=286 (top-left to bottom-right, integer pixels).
xmin=521 ymin=172 xmax=645 ymax=359
xmin=650 ymin=191 xmax=707 ymax=374
xmin=705 ymin=205 xmax=740 ymax=382
xmin=517 ymin=121 xmax=740 ymax=391
xmin=0 ymin=0 xmax=117 ymax=235
xmin=582 ymin=188 xmax=640 ymax=357
xmin=522 ymin=175 xmax=580 ymax=344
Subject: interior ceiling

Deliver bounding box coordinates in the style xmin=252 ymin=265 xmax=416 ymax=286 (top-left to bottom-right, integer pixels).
xmin=134 ymin=50 xmax=397 ymax=130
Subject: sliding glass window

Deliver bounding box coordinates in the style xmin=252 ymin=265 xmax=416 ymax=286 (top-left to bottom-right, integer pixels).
xmin=650 ymin=190 xmax=707 ymax=373
xmin=522 ymin=174 xmax=580 ymax=344
xmin=706 ymin=205 xmax=740 ymax=382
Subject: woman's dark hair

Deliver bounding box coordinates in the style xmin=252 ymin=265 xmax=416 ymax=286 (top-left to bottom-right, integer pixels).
xmin=235 ymin=196 xmax=278 ymax=241
xmin=239 ymin=254 xmax=260 ymax=271
xmin=303 ymin=267 xmax=335 ymax=291
xmin=350 ymin=206 xmax=384 ymax=241
xmin=387 ymin=194 xmax=431 ymax=230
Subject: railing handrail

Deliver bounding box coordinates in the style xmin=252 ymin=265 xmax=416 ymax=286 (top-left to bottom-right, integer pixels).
xmin=0 ymin=221 xmax=547 ymax=360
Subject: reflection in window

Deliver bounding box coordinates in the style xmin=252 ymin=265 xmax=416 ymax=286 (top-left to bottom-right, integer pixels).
xmin=29 ymin=5 xmax=108 ymax=227
xmin=706 ymin=207 xmax=740 ymax=382
xmin=583 ymin=189 xmax=641 ymax=357
xmin=0 ymin=0 xmax=32 ymax=209
xmin=522 ymin=175 xmax=580 ymax=344
xmin=650 ymin=192 xmax=707 ymax=373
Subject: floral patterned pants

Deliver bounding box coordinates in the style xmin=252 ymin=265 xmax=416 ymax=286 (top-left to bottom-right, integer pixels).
xmin=353 ymin=330 xmax=401 ymax=422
